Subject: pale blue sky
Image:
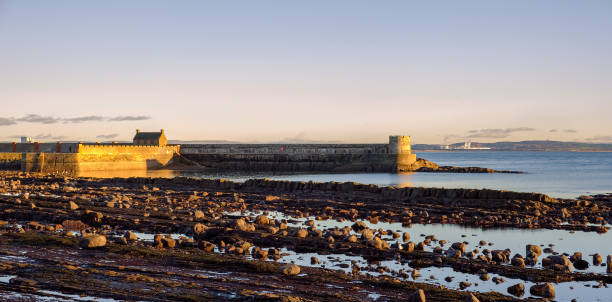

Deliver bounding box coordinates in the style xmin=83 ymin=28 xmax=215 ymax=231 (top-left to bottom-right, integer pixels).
xmin=0 ymin=1 xmax=611 ymax=143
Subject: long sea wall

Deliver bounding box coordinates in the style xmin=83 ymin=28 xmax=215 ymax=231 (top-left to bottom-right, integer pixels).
xmin=5 ymin=145 xmax=180 ymax=173
xmin=180 ymin=139 xmax=416 ymax=172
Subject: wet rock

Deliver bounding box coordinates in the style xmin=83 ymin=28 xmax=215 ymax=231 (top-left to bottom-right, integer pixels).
xmin=548 ymin=255 xmax=572 ymax=272
xmin=198 ymin=240 xmax=215 ymax=252
xmin=415 ymin=242 xmax=425 ymax=251
xmin=459 ymin=281 xmax=471 ymax=289
xmin=368 ymin=237 xmax=389 ymax=250
xmin=511 ymin=257 xmax=525 ymax=268
xmin=451 ymin=242 xmax=466 ymax=253
xmin=161 ymin=237 xmax=176 ymax=248
xmin=79 ymin=234 xmax=107 ymax=248
xmin=255 ymin=215 xmax=270 ymax=225
xmin=479 ymin=273 xmax=489 ymax=281
xmin=464 ymin=293 xmax=479 ymax=302
xmin=407 ymin=289 xmax=426 ymax=302
xmin=361 ymin=229 xmax=375 ymax=240
xmin=403 ymin=232 xmax=411 ymax=242
xmin=593 ymin=253 xmax=602 ymax=266
xmin=404 ymin=242 xmax=415 ymax=253
xmin=608 ymin=255 xmax=612 ymax=273
xmin=252 ymin=247 xmax=268 ymax=259
xmin=281 ymin=263 xmax=300 ymax=276
xmin=296 ymin=229 xmax=308 ymax=238
xmin=570 ymin=252 xmax=582 ymax=262
xmin=235 ymin=218 xmax=255 ymax=232
xmin=124 ymin=231 xmax=138 ymax=241
xmin=311 ymin=256 xmax=319 ymax=265
xmin=351 ymin=221 xmax=367 ymax=232
xmin=446 ymin=248 xmax=462 ymax=258
xmin=491 ymin=250 xmax=509 ymax=263
xmin=526 ymin=244 xmax=542 ymax=257
xmin=193 ymin=223 xmax=208 ymax=235
xmin=348 ymin=235 xmax=358 ymax=243
xmin=574 ymin=259 xmax=589 ymax=270
xmin=83 ymin=210 xmax=103 ymax=225
xmin=9 ymin=277 xmax=37 ymax=287
xmin=194 ymin=210 xmax=205 ymax=219
xmin=507 ymin=283 xmax=525 ymax=297
xmin=530 ymin=283 xmax=555 ymax=298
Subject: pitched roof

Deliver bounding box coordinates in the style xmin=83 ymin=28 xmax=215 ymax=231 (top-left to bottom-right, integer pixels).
xmin=133 ymin=132 xmax=163 ymax=140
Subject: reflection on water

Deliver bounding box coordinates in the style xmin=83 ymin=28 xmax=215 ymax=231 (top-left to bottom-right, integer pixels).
xmin=77 ymin=169 xmax=179 ymax=178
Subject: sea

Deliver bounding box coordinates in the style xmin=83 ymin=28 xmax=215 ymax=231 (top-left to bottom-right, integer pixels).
xmin=80 ymin=151 xmax=612 ymax=199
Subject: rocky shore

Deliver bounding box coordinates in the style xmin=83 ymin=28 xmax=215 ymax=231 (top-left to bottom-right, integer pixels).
xmin=0 ymin=171 xmax=609 ymax=301
xmin=402 ymin=158 xmax=523 ymax=174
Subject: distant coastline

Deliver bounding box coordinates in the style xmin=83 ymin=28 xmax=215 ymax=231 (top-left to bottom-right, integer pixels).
xmin=414 ymin=140 xmax=612 ymax=152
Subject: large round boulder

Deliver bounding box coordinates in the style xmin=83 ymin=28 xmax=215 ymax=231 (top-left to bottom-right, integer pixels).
xmin=79 ymin=234 xmax=107 ymax=249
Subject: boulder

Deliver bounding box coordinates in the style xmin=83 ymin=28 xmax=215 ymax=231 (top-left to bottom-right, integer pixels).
xmin=526 ymin=244 xmax=542 ymax=257
xmin=351 ymin=221 xmax=367 ymax=232
xmin=361 ymin=229 xmax=375 ymax=240
xmin=255 ymin=215 xmax=270 ymax=225
xmin=281 ymin=264 xmax=300 ymax=276
xmin=124 ymin=231 xmax=138 ymax=241
xmin=511 ymin=257 xmax=525 ymax=268
xmin=530 ymin=283 xmax=555 ymax=298
xmin=403 ymin=232 xmax=411 ymax=242
xmin=507 ymin=283 xmax=525 ymax=297
xmin=79 ymin=235 xmax=107 ymax=248
xmin=296 ymin=229 xmax=308 ymax=238
xmin=234 ymin=218 xmax=255 ymax=232
xmin=593 ymin=253 xmax=602 ymax=266
xmin=68 ymin=201 xmax=79 ymax=210
xmin=451 ymin=242 xmax=466 ymax=253
xmin=161 ymin=237 xmax=176 ymax=248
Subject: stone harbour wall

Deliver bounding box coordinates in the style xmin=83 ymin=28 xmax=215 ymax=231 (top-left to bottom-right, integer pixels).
xmin=180 ymin=136 xmax=416 ymax=172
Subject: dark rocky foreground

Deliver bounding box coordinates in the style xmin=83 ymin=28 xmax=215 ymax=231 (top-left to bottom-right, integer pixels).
xmin=0 ymin=172 xmax=610 ymax=301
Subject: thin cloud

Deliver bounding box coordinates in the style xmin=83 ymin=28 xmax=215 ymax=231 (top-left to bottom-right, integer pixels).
xmin=549 ymin=129 xmax=558 ymax=133
xmin=108 ymin=116 xmax=151 ymax=121
xmin=16 ymin=114 xmax=59 ymax=124
xmin=96 ymin=133 xmax=119 ymax=139
xmin=0 ymin=117 xmax=16 ymax=126
xmin=0 ymin=114 xmax=152 ymax=125
xmin=563 ymin=129 xmax=577 ymax=133
xmin=63 ymin=116 xmax=105 ymax=123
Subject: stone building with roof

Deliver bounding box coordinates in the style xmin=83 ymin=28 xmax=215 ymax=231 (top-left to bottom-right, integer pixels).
xmin=133 ymin=129 xmax=168 ymax=146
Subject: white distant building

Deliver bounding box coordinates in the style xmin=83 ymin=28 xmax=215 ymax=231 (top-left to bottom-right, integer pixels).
xmin=21 ymin=137 xmax=32 ymax=143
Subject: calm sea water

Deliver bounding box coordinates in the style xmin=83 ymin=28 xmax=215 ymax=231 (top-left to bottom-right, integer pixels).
xmin=80 ymin=151 xmax=612 ymax=199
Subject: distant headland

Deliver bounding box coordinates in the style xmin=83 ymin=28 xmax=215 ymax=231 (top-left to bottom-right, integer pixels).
xmin=414 ymin=140 xmax=612 ymax=152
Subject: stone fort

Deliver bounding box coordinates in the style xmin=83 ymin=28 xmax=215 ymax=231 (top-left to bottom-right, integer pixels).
xmin=0 ymin=130 xmax=416 ymax=173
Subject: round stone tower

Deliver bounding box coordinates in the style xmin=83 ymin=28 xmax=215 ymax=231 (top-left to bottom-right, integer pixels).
xmin=388 ymin=135 xmax=412 ymax=154
xmin=389 ymin=135 xmax=416 ymax=171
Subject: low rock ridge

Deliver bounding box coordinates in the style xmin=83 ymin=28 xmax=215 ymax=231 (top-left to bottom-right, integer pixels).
xmin=402 ymin=158 xmax=523 ymax=174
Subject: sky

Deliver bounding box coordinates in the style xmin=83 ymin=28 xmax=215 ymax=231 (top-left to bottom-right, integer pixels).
xmin=0 ymin=0 xmax=611 ymax=144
